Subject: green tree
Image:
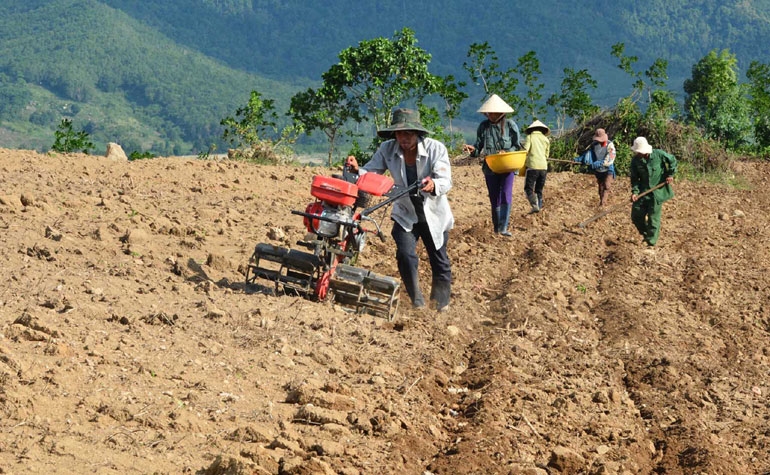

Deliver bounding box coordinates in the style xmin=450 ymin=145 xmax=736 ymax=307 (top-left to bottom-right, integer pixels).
xmin=644 ymin=89 xmax=680 ymax=144
xmin=464 ymin=42 xmax=513 ymax=97
xmin=419 ymin=74 xmax=468 ymax=153
xmin=290 ymin=28 xmax=465 ymax=163
xmin=321 ymin=27 xmax=440 ymax=134
xmin=684 ymin=49 xmax=751 ymax=148
xmin=220 ymin=90 xmax=278 ymax=149
xmin=463 ymin=45 xmax=546 ymax=125
xmin=546 ymin=68 xmax=598 ymax=131
xmin=513 ymin=51 xmax=547 ymax=122
xmin=611 ymin=42 xmax=672 ymax=107
xmin=463 ymin=42 xmax=518 ymax=112
xmin=29 ymin=109 xmax=59 ymax=127
xmin=289 ymin=86 xmax=361 ymax=166
xmin=610 ymin=42 xmax=679 ymax=148
xmin=0 ymin=75 xmax=31 ymax=120
xmin=746 ymin=61 xmax=770 ymax=150
xmin=611 ymin=42 xmax=643 ymax=101
xmin=51 ymin=119 xmax=94 ymax=154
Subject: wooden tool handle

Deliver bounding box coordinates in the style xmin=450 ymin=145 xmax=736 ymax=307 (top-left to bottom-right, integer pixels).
xmin=577 ymin=182 xmax=667 ymax=228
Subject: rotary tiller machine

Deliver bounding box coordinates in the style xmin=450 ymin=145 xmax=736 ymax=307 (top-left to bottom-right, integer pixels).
xmin=246 ymin=168 xmax=420 ymax=320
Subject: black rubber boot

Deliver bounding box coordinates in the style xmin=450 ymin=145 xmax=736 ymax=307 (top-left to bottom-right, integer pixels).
xmin=528 ymin=194 xmax=540 ymax=214
xmin=403 ymin=275 xmax=425 ymax=308
xmin=491 ymin=206 xmax=500 ymax=233
xmin=430 ymin=280 xmax=451 ymax=312
xmin=498 ymin=203 xmax=512 ymax=236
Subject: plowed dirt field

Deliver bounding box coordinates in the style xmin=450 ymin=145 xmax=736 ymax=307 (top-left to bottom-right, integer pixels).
xmin=1 ymin=148 xmax=768 ymax=474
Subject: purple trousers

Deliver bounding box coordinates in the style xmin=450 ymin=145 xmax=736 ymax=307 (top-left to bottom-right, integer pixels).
xmin=484 ymin=172 xmax=515 ymax=207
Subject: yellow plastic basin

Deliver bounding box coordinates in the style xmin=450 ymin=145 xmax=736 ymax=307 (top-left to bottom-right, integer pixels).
xmin=485 ymin=150 xmax=526 ymax=174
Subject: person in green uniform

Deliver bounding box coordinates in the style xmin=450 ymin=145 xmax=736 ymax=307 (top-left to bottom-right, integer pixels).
xmin=629 ymin=137 xmax=677 ymax=246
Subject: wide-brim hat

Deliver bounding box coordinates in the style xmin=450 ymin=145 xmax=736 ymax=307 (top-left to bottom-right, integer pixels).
xmin=631 ymin=136 xmax=653 ymax=155
xmin=477 ymin=94 xmax=514 ymax=114
xmin=593 ymin=128 xmax=609 ymax=142
xmin=525 ymin=119 xmax=550 ymax=136
xmin=377 ymin=108 xmax=432 ymax=138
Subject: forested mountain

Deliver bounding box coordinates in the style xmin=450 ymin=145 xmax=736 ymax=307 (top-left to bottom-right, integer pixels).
xmin=99 ymin=0 xmax=770 ymax=105
xmin=0 ymin=0 xmax=302 ymax=154
xmin=1 ymin=0 xmax=769 ymax=154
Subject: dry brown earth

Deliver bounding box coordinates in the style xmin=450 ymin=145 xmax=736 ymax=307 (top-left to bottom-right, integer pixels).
xmin=0 ymin=148 xmax=768 ymax=474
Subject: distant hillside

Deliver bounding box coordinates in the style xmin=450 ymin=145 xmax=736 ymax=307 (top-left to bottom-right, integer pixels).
xmin=0 ymin=0 xmax=302 ymax=154
xmin=103 ymin=0 xmax=770 ymax=101
xmin=1 ymin=0 xmax=769 ymax=154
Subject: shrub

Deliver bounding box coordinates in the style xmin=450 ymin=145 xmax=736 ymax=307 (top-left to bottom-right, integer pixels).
xmin=129 ymin=151 xmax=156 ymax=161
xmin=51 ymin=119 xmax=93 ymax=154
xmin=552 ymin=109 xmax=733 ymax=179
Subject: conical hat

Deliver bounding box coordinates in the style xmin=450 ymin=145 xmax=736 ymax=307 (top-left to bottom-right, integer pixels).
xmin=525 ymin=119 xmax=550 ymax=136
xmin=477 ymin=94 xmax=514 ymax=114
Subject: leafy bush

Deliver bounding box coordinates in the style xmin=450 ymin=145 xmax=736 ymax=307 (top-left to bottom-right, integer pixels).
xmin=664 ymin=122 xmax=732 ymax=176
xmin=548 ymin=133 xmax=577 ymax=160
xmin=129 ymin=151 xmax=156 ymax=160
xmin=220 ymin=90 xmax=302 ymax=164
xmin=51 ymin=119 xmax=93 ymax=154
xmin=221 ymin=90 xmax=277 ymax=149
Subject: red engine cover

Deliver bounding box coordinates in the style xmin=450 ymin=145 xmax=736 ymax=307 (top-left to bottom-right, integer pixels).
xmin=356 ymin=172 xmax=394 ymax=196
xmin=310 ymin=176 xmax=358 ymax=207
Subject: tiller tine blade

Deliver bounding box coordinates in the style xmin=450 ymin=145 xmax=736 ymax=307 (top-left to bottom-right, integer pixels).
xmin=246 ymin=243 xmax=322 ymax=296
xmin=330 ymin=264 xmax=400 ymax=320
xmin=246 ymin=243 xmax=287 ymax=286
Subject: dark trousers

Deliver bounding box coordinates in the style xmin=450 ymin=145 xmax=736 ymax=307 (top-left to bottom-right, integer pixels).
xmin=391 ymin=221 xmax=452 ymax=305
xmin=595 ymin=171 xmax=614 ymax=205
xmin=524 ymin=169 xmax=547 ymax=206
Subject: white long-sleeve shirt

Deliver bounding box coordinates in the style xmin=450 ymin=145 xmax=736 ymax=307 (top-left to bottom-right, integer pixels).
xmin=361 ymin=137 xmax=454 ymax=248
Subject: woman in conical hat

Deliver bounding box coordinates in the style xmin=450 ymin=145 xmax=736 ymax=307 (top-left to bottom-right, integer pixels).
xmin=522 ymin=119 xmax=551 ymax=214
xmin=462 ymin=94 xmax=522 ymax=237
